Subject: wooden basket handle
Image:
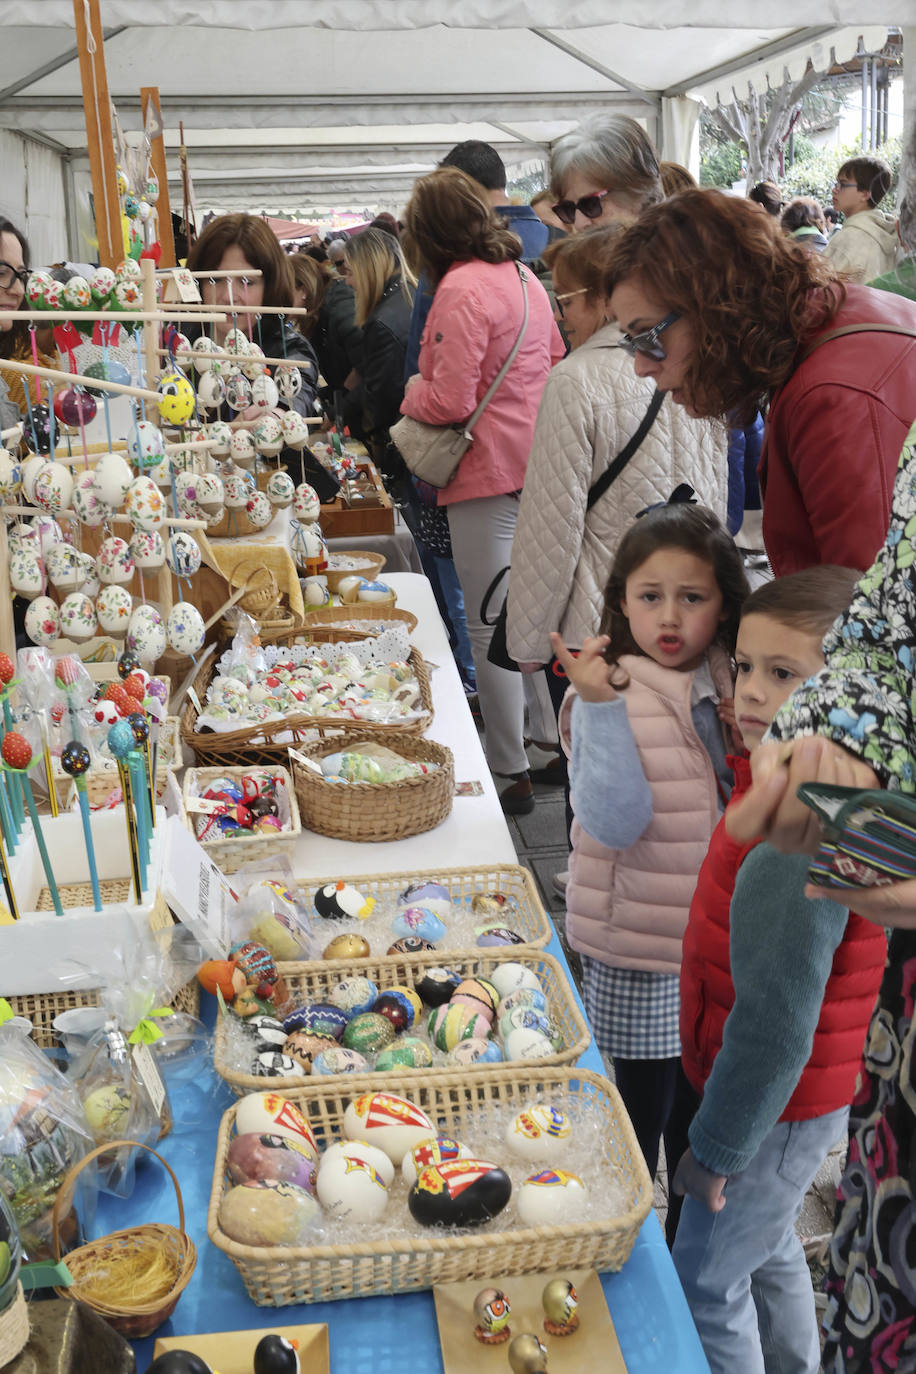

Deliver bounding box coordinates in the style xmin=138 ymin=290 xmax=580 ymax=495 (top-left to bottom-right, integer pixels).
xmin=51 ymin=1140 xmax=187 ymax=1261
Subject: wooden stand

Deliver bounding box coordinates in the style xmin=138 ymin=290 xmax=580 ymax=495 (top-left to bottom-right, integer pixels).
xmin=141 ymin=86 xmax=176 ymax=268
xmin=72 ymin=0 xmax=122 ymax=269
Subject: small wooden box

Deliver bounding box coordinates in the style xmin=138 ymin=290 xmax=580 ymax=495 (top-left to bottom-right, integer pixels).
xmin=319 ymin=460 xmax=394 ymax=538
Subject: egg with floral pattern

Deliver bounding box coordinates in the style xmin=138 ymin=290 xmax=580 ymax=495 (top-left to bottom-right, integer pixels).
xmin=92 ymin=452 xmax=133 ymax=508
xmin=0 ymin=447 xmax=20 ymax=499
xmin=281 ymin=411 xmax=311 ymax=448
xmin=246 ymin=490 xmax=273 ymax=529
xmin=207 ymin=420 xmax=233 ymax=456
xmin=72 ymin=468 xmax=112 ymax=527
xmin=192 ymin=335 xmax=217 ymax=374
xmin=21 ymin=454 xmax=51 ymax=505
xmin=59 ymin=592 xmax=97 ymax=642
xmin=229 ymin=429 xmax=257 ymax=467
xmin=242 ymin=343 xmax=266 ymax=380
xmin=62 ymin=275 xmax=91 ymax=308
xmin=32 ymin=462 xmax=73 ymax=515
xmin=9 ymin=551 xmax=44 ymax=599
xmin=96 ymin=537 xmax=134 ymax=585
xmin=25 ymin=596 xmax=60 ymax=647
xmin=126 ymin=475 xmax=165 ymax=530
xmin=127 ymin=605 xmax=166 ymax=662
xmin=127 ymin=420 xmax=166 ymax=468
xmin=89 ymin=266 xmax=116 ymax=303
xmin=45 ymin=543 xmax=82 ymax=591
xmin=252 ymin=413 xmax=283 ymax=456
xmin=96 ymin=585 xmax=133 ymax=636
xmin=250 ymin=374 xmax=279 ymax=412
xmin=128 ymin=529 xmax=165 ymax=570
xmin=166 ymin=603 xmax=205 ymax=655
xmin=293 ymin=484 xmax=321 ymax=522
xmin=223 ymin=470 xmax=254 ymax=509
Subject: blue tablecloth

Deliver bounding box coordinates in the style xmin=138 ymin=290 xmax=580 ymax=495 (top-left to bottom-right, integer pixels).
xmin=104 ymin=919 xmax=708 ymax=1373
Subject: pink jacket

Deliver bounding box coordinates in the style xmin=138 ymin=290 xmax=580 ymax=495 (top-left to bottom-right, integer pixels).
xmin=559 ymin=650 xmax=734 ymax=975
xmin=399 ymin=259 xmax=565 ymax=506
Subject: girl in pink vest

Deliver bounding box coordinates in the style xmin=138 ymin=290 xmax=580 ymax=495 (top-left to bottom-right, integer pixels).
xmin=552 ymin=501 xmax=747 ymax=1244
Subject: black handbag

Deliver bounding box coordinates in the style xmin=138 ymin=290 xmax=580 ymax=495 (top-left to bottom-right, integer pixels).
xmin=485 ymin=387 xmax=665 ymax=671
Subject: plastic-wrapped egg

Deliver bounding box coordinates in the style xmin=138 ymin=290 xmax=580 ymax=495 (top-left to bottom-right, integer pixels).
xmin=316 ymin=1149 xmax=389 ymax=1222
xmin=196 ymin=370 xmax=226 ymax=412
xmin=58 ymin=592 xmax=97 ymax=642
xmin=25 ymin=596 xmax=60 ymax=647
xmin=166 ymin=603 xmax=205 ymax=656
xmin=229 ymin=429 xmax=257 ymax=467
xmin=32 ymin=462 xmax=73 ymax=515
xmin=343 ymin=1092 xmax=436 ymax=1164
xmin=96 ymin=536 xmax=134 ymax=585
xmin=95 ymin=584 xmax=133 ymax=636
xmin=125 ymin=475 xmax=164 ymax=531
xmin=207 ymin=420 xmax=234 ymax=456
xmin=157 ymin=371 xmax=196 ymax=426
xmin=252 ymin=413 xmax=283 ymax=456
xmin=165 ymin=531 xmax=202 ymax=578
xmin=250 ymin=373 xmax=279 ymax=412
xmin=71 ymin=467 xmax=110 ymax=527
xmin=321 ymin=1139 xmax=395 ymax=1186
xmin=246 ymin=490 xmax=273 ymax=529
xmin=503 ymin=1106 xmax=573 ymax=1161
xmin=217 ymin=1179 xmax=320 ymax=1246
xmin=235 ymin=1091 xmax=318 ymax=1156
xmin=293 ymin=483 xmax=321 ymax=522
xmin=89 ymin=266 xmax=116 ymax=303
xmin=192 ymin=335 xmax=217 ymax=373
xmin=127 ymin=420 xmax=166 ymax=469
xmin=401 ymin=1136 xmax=472 ymax=1186
xmin=44 ymin=543 xmax=82 ymax=592
xmin=129 ymin=529 xmax=165 ymax=570
xmin=92 ymin=452 xmax=133 ymax=508
xmin=281 ymin=411 xmax=311 ymax=448
xmin=516 ymin=1168 xmax=587 ymax=1226
xmin=289 ymin=521 xmax=327 ymax=576
xmin=10 ymin=552 xmax=44 ymax=599
xmin=126 ymin=604 xmax=166 ymax=662
xmin=265 ymin=470 xmax=295 ymax=508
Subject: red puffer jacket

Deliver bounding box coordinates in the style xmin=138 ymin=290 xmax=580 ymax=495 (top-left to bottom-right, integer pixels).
xmin=681 ymin=756 xmax=887 ymax=1120
xmin=762 ymin=284 xmax=916 ymax=577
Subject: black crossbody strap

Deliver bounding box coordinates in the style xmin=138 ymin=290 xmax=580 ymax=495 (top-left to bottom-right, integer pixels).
xmin=586 ymin=386 xmax=665 ymax=512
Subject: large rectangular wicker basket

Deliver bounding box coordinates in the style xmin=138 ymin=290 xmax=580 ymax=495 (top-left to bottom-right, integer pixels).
xmin=207 ymin=1066 xmax=652 ymax=1306
xmin=212 ymin=948 xmax=590 ymax=1096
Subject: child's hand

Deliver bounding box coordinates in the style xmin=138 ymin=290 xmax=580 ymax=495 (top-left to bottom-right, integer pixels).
xmin=672 ymin=1147 xmax=727 ymax=1213
xmin=549 ymin=633 xmax=616 ymax=703
xmin=717 ymin=697 xmax=736 ymax=729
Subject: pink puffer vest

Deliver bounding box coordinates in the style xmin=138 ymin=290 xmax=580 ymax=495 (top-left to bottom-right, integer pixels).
xmin=559 ymin=649 xmax=734 ymax=975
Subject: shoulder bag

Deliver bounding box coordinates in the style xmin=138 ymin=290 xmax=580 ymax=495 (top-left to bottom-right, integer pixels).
xmin=390 ymin=263 xmax=530 ymax=489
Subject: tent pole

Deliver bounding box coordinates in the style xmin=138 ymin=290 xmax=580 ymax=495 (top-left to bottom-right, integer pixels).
xmin=141 ymin=86 xmax=177 ymax=268
xmin=72 ymin=0 xmax=122 ymax=268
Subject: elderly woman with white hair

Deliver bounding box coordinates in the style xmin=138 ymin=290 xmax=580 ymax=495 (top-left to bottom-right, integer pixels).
xmin=549 ymin=113 xmax=664 ymax=233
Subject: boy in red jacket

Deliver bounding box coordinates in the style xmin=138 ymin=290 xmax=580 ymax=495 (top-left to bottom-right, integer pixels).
xmin=672 ymin=567 xmax=887 ymax=1374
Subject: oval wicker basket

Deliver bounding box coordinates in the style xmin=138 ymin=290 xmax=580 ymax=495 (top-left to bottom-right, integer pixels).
xmin=323 ymin=549 xmax=386 ymax=593
xmin=302 ymin=603 xmax=418 ymax=637
xmin=290 ymin=732 xmax=454 ymax=841
xmin=52 ymin=1141 xmax=197 ymax=1338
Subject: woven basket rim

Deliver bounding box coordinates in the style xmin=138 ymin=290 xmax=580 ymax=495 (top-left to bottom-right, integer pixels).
xmin=303 ymin=604 xmax=418 ymax=635
xmin=290 ymin=735 xmax=452 ymax=794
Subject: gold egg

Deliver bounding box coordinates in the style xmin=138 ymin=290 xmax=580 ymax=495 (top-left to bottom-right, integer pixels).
xmin=542 ymin=1277 xmax=579 ymax=1335
xmin=508 ymin=1333 xmax=548 ymax=1373
xmin=470 ymin=892 xmax=511 ymax=917
xmin=323 ymin=933 xmax=371 ymax=960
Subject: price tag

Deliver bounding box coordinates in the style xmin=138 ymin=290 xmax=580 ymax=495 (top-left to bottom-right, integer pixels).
xmin=91 ymin=320 xmax=122 ymax=348
xmin=132 ymin=1041 xmax=166 ymax=1118
xmin=53 ymin=321 xmax=83 ymax=354
xmin=187 ymin=687 xmax=203 ymax=715
xmin=287 ymin=746 xmax=323 ymax=776
xmin=185 ymin=796 xmax=227 ymax=815
xmin=170 ymin=267 xmax=202 ymax=303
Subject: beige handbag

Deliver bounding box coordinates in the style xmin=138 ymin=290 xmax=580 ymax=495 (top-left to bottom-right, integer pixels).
xmin=390 ymin=263 xmax=531 ymax=488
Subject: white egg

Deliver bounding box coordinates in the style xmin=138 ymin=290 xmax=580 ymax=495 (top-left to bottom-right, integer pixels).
xmin=9 ymin=552 xmax=44 ymax=599
xmin=252 ymin=413 xmax=283 ymax=457
xmin=265 ymin=471 xmax=295 ymax=508
xmin=336 ymin=575 xmax=364 ymax=604
xmin=223 ymin=470 xmax=254 ymax=509
xmin=58 ymin=592 xmax=97 ymax=642
xmin=223 ymin=328 xmax=249 ymax=357
xmin=25 ymin=596 xmax=60 ymax=647
xmin=320 ymin=1140 xmax=395 ymax=1187
xmin=302 ymin=576 xmax=331 ymax=607
xmin=126 ymin=604 xmax=166 ymax=663
xmin=207 ymin=420 xmax=234 ymax=456
xmin=235 ymin=1091 xmax=318 ymax=1157
xmin=245 ymin=491 xmax=273 ymax=529
xmin=504 ymin=1027 xmax=555 ymax=1062
xmin=516 ymin=1168 xmax=587 ymax=1226
xmin=192 ymin=335 xmax=217 ymax=374
xmin=127 ymin=420 xmax=166 ymax=468
xmin=316 ymin=1150 xmax=389 ymax=1222
xmin=92 ymin=452 xmax=133 ymax=508
xmin=197 ymin=371 xmax=226 ymax=412
xmin=71 ymin=468 xmax=112 ymax=527
xmin=129 ymin=529 xmax=165 ymax=570
xmin=44 ymin=543 xmax=82 ymax=591
xmin=30 ymin=515 xmax=64 ymax=560
xmin=32 ymin=462 xmax=73 ymax=515
xmin=96 ymin=536 xmax=134 ymax=586
xmin=165 ymin=531 xmax=202 ymax=578
xmin=126 ymin=475 xmax=165 ymax=531
xmin=20 ymin=454 xmax=51 ymax=505
xmin=488 ymin=964 xmax=545 ymax=1000
xmin=166 ymin=602 xmax=205 ymax=655
xmin=281 ymin=411 xmax=311 ymax=448
xmin=146 ymin=456 xmax=174 ymax=489
xmin=293 ymin=483 xmax=321 ymax=522
xmin=0 ymin=447 xmax=21 ymax=499
xmin=503 ymin=1106 xmax=573 ymax=1162
xmin=400 ymin=1136 xmax=473 ymax=1186
xmin=241 ymin=342 xmax=266 ymax=380
xmin=250 ymin=374 xmax=279 ymax=412
xmin=95 ymin=584 xmax=133 ymax=636
xmin=342 ymin=1092 xmax=435 ymax=1164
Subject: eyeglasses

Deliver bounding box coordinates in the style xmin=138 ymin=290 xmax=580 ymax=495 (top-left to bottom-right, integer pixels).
xmin=553 ymin=287 xmax=588 ymax=319
xmin=617 ymin=312 xmax=681 ymax=361
xmin=0 ymin=261 xmax=28 ymax=292
xmin=551 ymin=189 xmax=609 ymax=226
xmin=833 ymin=180 xmax=859 ymax=191
xmin=337 ymin=262 xmax=351 ymax=276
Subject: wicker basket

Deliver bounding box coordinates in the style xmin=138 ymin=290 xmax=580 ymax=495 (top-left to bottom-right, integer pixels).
xmin=290 ymin=734 xmax=453 ymax=842
xmin=208 ymin=1066 xmax=652 ymax=1306
xmin=323 ymin=550 xmax=386 ymax=594
xmin=221 ymin=604 xmax=300 ymax=642
xmin=213 ymin=948 xmax=590 ymax=1097
xmin=303 ymin=604 xmax=418 ymax=637
xmin=180 ymin=636 xmax=433 ymax=769
xmin=53 ymin=1141 xmax=197 ymax=1337
xmin=181 ymin=765 xmax=302 ymax=874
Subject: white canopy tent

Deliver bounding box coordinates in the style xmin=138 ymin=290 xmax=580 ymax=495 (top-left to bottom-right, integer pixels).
xmin=0 ymin=2 xmax=906 ymax=260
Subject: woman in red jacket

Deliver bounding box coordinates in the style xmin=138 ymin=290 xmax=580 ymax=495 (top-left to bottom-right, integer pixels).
xmin=605 ymin=188 xmax=916 ymax=578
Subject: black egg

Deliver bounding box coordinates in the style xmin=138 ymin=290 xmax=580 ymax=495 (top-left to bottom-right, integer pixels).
xmin=408 ymin=1158 xmax=512 ymax=1228
xmin=415 ymin=966 xmax=462 ymax=1007
xmin=25 ymin=403 xmax=53 ymax=454
xmin=118 ymin=650 xmax=141 ymax=680
xmin=146 ymin=1353 xmax=213 ymax=1374
xmin=254 ymin=1333 xmax=301 ymax=1374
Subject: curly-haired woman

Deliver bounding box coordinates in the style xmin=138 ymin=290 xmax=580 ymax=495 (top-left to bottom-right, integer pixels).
xmin=605 ymin=188 xmax=916 ymax=578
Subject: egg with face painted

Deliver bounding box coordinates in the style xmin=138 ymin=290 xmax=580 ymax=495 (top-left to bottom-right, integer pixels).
xmin=392 ymin=906 xmax=446 ymax=943
xmin=227 ymin=1132 xmax=317 ymax=1192
xmin=316 ymin=1149 xmax=389 ymax=1222
xmin=276 ymin=365 xmax=302 ymax=402
xmin=387 ymin=936 xmax=436 ymax=957
xmin=516 ymin=1168 xmax=586 ymax=1226
xmin=343 ymin=1092 xmax=436 ymax=1164
xmin=157 ymin=370 xmax=196 ymax=425
xmin=311 ymin=1047 xmax=368 ymax=1076
xmin=327 ymin=977 xmax=377 ymax=1017
xmin=224 ymin=371 xmax=251 ymax=412
xmin=314 ymin=880 xmax=375 ymax=922
xmin=409 ymin=1159 xmax=512 ymax=1229
xmin=165 ymin=531 xmax=202 ymax=578
xmin=448 ymin=1037 xmax=504 ymax=1067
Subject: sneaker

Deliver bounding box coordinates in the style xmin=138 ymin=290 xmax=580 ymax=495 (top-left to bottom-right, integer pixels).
xmin=495 ymin=772 xmax=535 ymax=816
xmin=459 ymin=667 xmax=478 ymax=697
xmin=552 ymin=870 xmax=569 ymax=899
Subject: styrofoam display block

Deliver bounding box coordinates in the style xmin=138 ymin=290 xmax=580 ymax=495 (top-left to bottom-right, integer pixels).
xmin=1 ymin=806 xmax=168 ymax=995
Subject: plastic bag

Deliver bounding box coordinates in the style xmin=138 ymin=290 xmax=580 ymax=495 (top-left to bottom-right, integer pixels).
xmin=227 ymin=857 xmax=319 ymax=962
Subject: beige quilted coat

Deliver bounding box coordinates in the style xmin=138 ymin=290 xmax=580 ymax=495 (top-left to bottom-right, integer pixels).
xmin=506 ymin=325 xmax=728 ymax=664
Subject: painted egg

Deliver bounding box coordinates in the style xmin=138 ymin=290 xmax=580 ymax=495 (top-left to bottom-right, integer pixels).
xmin=53 ymin=385 xmax=97 ymax=428
xmin=314 ymin=880 xmax=375 ymax=922
xmin=96 ymin=536 xmax=134 ymax=585
xmin=166 ymin=602 xmax=205 ymax=655
xmin=471 ymin=892 xmax=517 ymax=917
xmin=323 ymin=933 xmax=370 ymax=961
xmin=235 ymin=1091 xmax=318 ymax=1157
xmin=516 ymin=1168 xmax=586 ymax=1226
xmin=89 ymin=266 xmax=116 ymax=302
xmin=32 ymin=461 xmax=73 ymax=514
xmin=409 ymin=1159 xmax=512 ymax=1229
xmin=115 ymin=278 xmax=141 ymax=310
xmin=127 ymin=420 xmax=166 ymax=468
xmin=59 ymin=592 xmax=97 ymax=642
xmin=282 ymin=1031 xmax=337 ymax=1073
xmin=356 ymin=579 xmax=394 ymax=604
xmin=92 ymin=451 xmax=133 ymax=508
xmin=261 ymin=472 xmax=295 ymax=513
xmin=95 ymin=585 xmax=134 ymax=636
xmin=129 ymin=529 xmax=165 ymax=570
xmin=387 ymin=936 xmax=436 ymax=956
xmin=165 ymin=530 xmax=202 ymax=578
xmin=252 ymin=1052 xmax=306 ymax=1081
xmin=217 ymin=1179 xmax=320 ymax=1246
xmin=157 ymin=370 xmax=196 ymax=425
xmin=336 ymin=575 xmax=364 ymax=604
xmin=44 ymin=542 xmax=82 ymax=592
xmin=504 ymin=1106 xmax=572 ymax=1162
xmin=281 ymin=411 xmax=311 ymax=448
xmin=316 ymin=1149 xmax=389 ymax=1222
xmin=0 ymin=447 xmax=20 ymax=499
xmin=26 ymin=269 xmax=53 ymax=305
xmin=116 ymin=258 xmax=142 ymax=283
xmin=293 ymin=483 xmax=321 ymax=522
xmin=276 ymin=364 xmax=302 ymax=401
xmin=504 ymin=1027 xmax=554 ymax=1062
xmin=476 ymin=924 xmax=525 ymax=948
xmin=126 ymin=475 xmax=165 ymax=530
xmin=127 ymin=604 xmax=166 ymax=662
xmin=327 ymin=977 xmax=377 ymax=1016
xmin=428 ymin=1003 xmax=491 ymax=1052
xmin=372 ymin=990 xmax=417 ymax=1033
xmin=170 ymin=332 xmax=194 ymax=369
xmin=192 ymin=336 xmax=218 ymax=374
xmin=62 ymin=274 xmax=91 ymax=308
xmin=245 ymin=490 xmax=273 ymax=529
xmin=448 ymin=1037 xmax=504 ymax=1067
xmin=474 ymin=1287 xmax=512 ymax=1341
xmin=489 ymin=964 xmax=544 ymax=999
xmin=83 ymin=358 xmax=130 ymax=394
xmin=500 ymin=1007 xmax=560 ymax=1049
xmin=321 ymin=1140 xmax=395 ymax=1187
xmin=30 ymin=514 xmax=64 ymax=560
xmin=508 ymin=1334 xmax=548 ymax=1373
xmin=375 ymin=1037 xmax=433 ymax=1072
xmin=229 ymin=429 xmax=257 ymax=466
xmin=392 ymin=906 xmax=446 ymax=943
xmin=399 ymin=882 xmax=452 ymax=917
xmin=450 ymin=977 xmax=500 ymax=1021
xmin=24 ymin=596 xmax=60 ymax=647
xmin=207 ymin=420 xmax=233 ymax=455
xmin=497 ymin=988 xmax=548 ymax=1021
xmin=283 ymin=1004 xmax=349 ymax=1040
xmin=401 ymin=1136 xmax=471 ymax=1186
xmin=223 ymin=328 xmax=249 ymax=357
xmin=178 ymin=470 xmax=224 ymax=521
xmin=250 ymin=374 xmax=279 ymax=412
xmin=223 ymin=470 xmax=254 ymax=508
xmin=343 ymin=1092 xmax=436 ymax=1164
xmin=21 ymin=455 xmax=51 ymax=503
xmin=341 ymin=1012 xmax=395 ymax=1055
xmin=415 ymin=966 xmax=462 ymax=1007
xmin=311 ymin=1047 xmax=368 ymax=1076
xmin=252 ymin=414 xmax=283 ymax=456
xmin=224 ymin=371 xmax=251 ymax=412
xmin=92 ymin=698 xmax=121 ymax=727
xmin=227 ymin=1132 xmax=318 ymax=1191
xmin=302 ymin=576 xmax=330 ymax=607
xmin=241 ymin=342 xmax=266 ymax=380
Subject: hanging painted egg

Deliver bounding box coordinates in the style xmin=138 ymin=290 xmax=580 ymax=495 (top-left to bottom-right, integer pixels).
xmin=246 ymin=491 xmax=273 ymax=529
xmin=92 ymin=451 xmax=133 ymax=508
xmin=9 ymin=552 xmax=44 ymax=600
xmin=293 ymin=483 xmax=320 ymax=522
xmin=281 ymin=411 xmax=311 ymax=448
xmin=276 ymin=365 xmax=302 ymax=402
xmin=225 ymin=371 xmax=252 ymax=412
xmin=192 ymin=336 xmax=217 ymax=374
xmin=58 ymin=592 xmax=97 ymax=642
xmin=126 ymin=475 xmax=165 ymax=530
xmin=53 ymin=386 xmax=97 ymax=428
xmin=165 ymin=531 xmax=202 ymax=578
xmin=127 ymin=419 xmax=166 ymax=468
xmin=250 ymin=374 xmax=279 ymax=412
xmin=223 ymin=328 xmax=249 ymax=357
xmin=252 ymin=413 xmax=283 ymax=456
xmin=207 ymin=420 xmax=233 ymax=455
xmin=196 ymin=371 xmax=226 ymax=412
xmin=96 ymin=536 xmax=134 ymax=585
xmin=265 ymin=471 xmax=295 ymax=508
xmin=223 ymin=469 xmax=254 ymax=509
xmin=32 ymin=461 xmax=73 ymax=515
xmin=0 ymin=447 xmax=20 ymax=499
xmin=242 ymin=343 xmax=266 ymax=380
xmin=24 ymin=596 xmax=60 ymax=647
xmin=127 ymin=604 xmax=166 ymax=662
xmin=45 ymin=543 xmax=82 ymax=591
xmin=95 ymin=584 xmax=133 ymax=636
xmin=157 ymin=371 xmax=196 ymax=426
xmin=166 ymin=603 xmax=205 ymax=656
xmin=72 ymin=468 xmax=111 ymax=527
xmin=229 ymin=429 xmax=257 ymax=467
xmin=129 ymin=529 xmax=165 ymax=570
xmin=23 ymin=405 xmax=53 ymax=455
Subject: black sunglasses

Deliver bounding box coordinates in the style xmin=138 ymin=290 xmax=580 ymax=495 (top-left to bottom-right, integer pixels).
xmin=0 ymin=261 xmax=28 ymax=291
xmin=617 ymin=312 xmax=681 ymax=361
xmin=551 ymin=189 xmax=609 ymax=226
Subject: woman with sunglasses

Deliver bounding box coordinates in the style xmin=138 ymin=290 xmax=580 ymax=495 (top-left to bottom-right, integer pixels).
xmin=549 ymin=114 xmax=663 ymax=233
xmin=606 ymin=188 xmax=916 ymax=579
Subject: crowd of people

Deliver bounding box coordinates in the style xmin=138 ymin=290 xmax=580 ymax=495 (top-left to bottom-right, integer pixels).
xmin=4 ymin=110 xmax=916 ymax=1372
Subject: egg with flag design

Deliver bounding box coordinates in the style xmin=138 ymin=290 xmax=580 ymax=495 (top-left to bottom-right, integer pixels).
xmin=409 ymin=1158 xmax=511 ymax=1228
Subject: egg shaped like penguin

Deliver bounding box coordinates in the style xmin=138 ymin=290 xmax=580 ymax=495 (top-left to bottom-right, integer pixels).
xmin=314 ymin=879 xmax=375 ymax=921
xmin=408 ymin=1158 xmax=512 ymax=1228
xmin=254 ymin=1332 xmax=301 ymax=1374
xmin=145 ymin=1354 xmax=213 ymax=1374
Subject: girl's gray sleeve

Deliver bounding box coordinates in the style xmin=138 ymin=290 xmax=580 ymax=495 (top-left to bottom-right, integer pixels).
xmin=568 ymin=696 xmax=653 ymax=848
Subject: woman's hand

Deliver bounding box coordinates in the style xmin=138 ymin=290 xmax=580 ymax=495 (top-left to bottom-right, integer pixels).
xmin=671 ymin=1148 xmax=727 ymax=1213
xmin=549 ymin=632 xmax=616 ymax=703
xmin=725 ymin=735 xmax=880 ymax=852
xmin=806 ymin=875 xmax=916 ymax=929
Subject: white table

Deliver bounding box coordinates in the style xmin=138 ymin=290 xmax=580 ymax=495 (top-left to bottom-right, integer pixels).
xmin=290 ymin=571 xmax=516 ymax=880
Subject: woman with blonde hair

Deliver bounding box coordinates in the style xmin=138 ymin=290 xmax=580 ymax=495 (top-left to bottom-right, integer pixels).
xmin=399 ymin=166 xmax=564 ymax=813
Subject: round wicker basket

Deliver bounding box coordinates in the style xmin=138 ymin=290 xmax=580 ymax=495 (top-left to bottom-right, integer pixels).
xmin=52 ymin=1141 xmax=197 ymax=1338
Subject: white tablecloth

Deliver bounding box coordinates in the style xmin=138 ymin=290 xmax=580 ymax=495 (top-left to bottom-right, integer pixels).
xmin=290 ymin=571 xmax=515 ymax=880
